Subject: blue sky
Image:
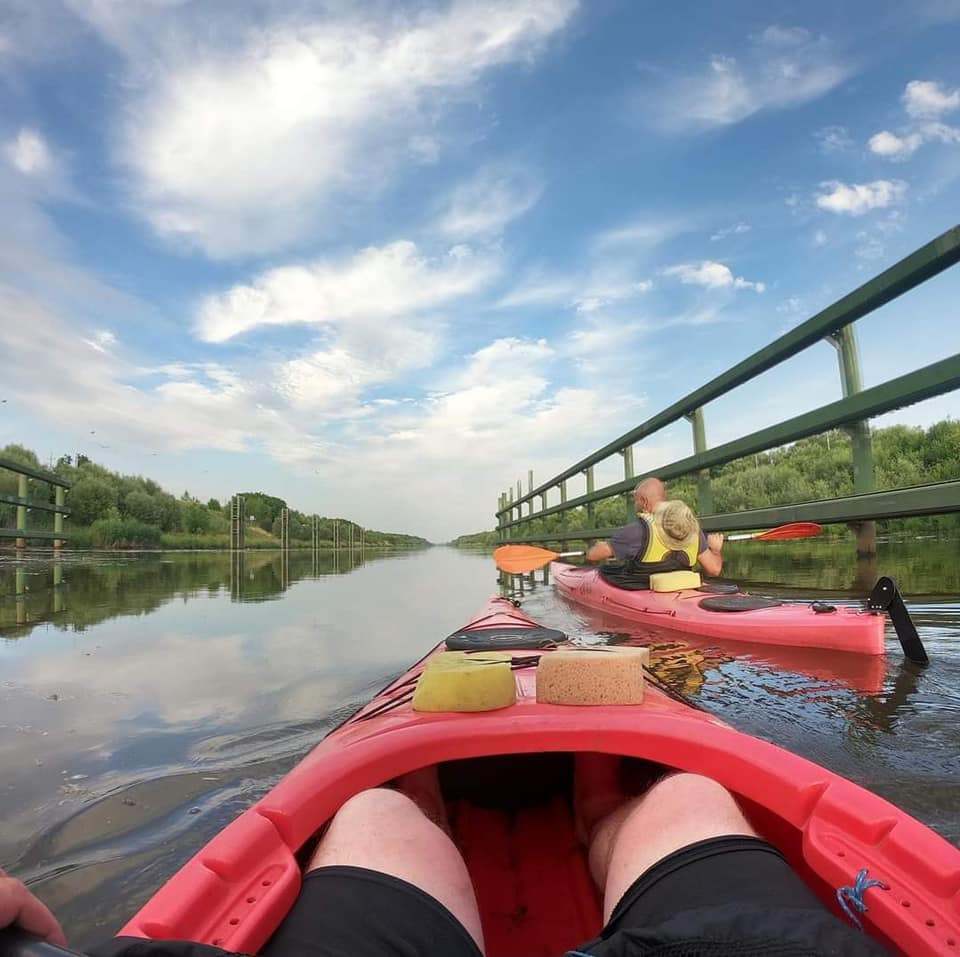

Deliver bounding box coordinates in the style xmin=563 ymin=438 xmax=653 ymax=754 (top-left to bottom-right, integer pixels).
xmin=1 ymin=0 xmax=958 ymax=540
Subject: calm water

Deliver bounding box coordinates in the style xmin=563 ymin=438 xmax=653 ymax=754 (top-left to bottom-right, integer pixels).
xmin=1 ymin=541 xmax=958 ymax=951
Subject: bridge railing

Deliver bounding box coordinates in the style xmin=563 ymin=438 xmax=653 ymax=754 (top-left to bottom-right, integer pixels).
xmin=0 ymin=456 xmax=72 ymax=547
xmin=496 ymin=224 xmax=960 ymax=549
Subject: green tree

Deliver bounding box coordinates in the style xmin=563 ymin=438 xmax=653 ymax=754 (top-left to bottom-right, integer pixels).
xmin=156 ymin=493 xmax=182 ymax=532
xmin=69 ymin=477 xmax=119 ymax=525
xmin=207 ymin=498 xmax=221 ymax=511
xmin=183 ymin=501 xmax=211 ymax=533
xmin=124 ymin=490 xmax=162 ymax=526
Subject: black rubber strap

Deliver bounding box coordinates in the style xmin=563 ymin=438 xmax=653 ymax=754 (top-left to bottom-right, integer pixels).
xmin=445 ymin=626 xmax=565 ymax=651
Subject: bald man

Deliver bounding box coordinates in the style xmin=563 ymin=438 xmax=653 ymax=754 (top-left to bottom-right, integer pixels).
xmin=586 ymin=479 xmax=724 ymax=579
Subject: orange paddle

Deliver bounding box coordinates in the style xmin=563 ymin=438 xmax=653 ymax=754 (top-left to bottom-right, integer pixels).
xmin=726 ymin=522 xmax=822 ymax=542
xmin=493 ymin=522 xmax=822 ymax=574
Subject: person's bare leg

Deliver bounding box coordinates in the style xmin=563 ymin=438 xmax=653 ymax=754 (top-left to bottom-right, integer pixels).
xmin=588 ymin=773 xmax=757 ymax=923
xmin=307 ymin=787 xmax=484 ymax=952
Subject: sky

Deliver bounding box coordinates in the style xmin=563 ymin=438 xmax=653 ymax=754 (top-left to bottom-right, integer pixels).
xmin=0 ymin=0 xmax=958 ymax=542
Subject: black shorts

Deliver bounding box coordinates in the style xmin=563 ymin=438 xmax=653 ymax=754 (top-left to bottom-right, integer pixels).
xmin=96 ymin=837 xmax=886 ymax=957
xmin=256 ymin=836 xmax=887 ymax=957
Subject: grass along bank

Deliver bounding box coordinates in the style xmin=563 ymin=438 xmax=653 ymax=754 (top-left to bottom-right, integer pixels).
xmin=1 ymin=445 xmax=429 ymax=550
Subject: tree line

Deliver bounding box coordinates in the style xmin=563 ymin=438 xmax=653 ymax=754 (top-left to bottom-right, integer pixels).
xmin=452 ymin=419 xmax=960 ymax=546
xmin=0 ymin=446 xmax=429 ymax=549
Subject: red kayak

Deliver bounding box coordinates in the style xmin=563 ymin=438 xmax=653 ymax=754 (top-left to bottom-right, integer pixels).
xmin=553 ymin=562 xmax=886 ymax=654
xmin=564 ymin=602 xmax=888 ymax=694
xmin=118 ymin=599 xmax=957 ymax=956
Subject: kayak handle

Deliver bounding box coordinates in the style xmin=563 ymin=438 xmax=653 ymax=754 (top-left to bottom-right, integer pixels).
xmin=866 ymin=576 xmax=929 ymax=666
xmin=0 ymin=929 xmax=87 ymax=956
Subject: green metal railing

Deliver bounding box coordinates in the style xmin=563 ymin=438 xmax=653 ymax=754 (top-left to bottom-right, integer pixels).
xmin=0 ymin=456 xmax=72 ymax=547
xmin=496 ymin=224 xmax=960 ymax=550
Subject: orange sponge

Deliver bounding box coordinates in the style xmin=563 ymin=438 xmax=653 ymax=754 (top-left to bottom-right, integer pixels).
xmin=536 ymin=647 xmax=648 ymax=706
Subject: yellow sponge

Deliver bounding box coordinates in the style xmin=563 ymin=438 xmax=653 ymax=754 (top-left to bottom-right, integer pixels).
xmin=650 ymin=570 xmax=701 ymax=592
xmin=536 ymin=647 xmax=648 ymax=706
xmin=413 ymin=653 xmax=516 ymax=712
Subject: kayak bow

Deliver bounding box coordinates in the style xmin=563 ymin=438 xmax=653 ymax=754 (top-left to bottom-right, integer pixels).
xmin=115 ymin=598 xmax=957 ymax=957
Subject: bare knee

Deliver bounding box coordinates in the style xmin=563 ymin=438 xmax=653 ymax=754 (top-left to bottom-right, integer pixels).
xmin=309 ymin=788 xmax=428 ymax=871
xmin=647 ymin=772 xmax=742 ymax=807
xmin=332 ymin=787 xmax=419 ymax=827
xmin=591 ymin=773 xmax=756 ymax=920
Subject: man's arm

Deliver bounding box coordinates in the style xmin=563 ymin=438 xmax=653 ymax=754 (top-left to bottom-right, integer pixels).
xmin=698 ymin=532 xmax=724 ymax=576
xmin=586 ymin=541 xmax=614 ymax=562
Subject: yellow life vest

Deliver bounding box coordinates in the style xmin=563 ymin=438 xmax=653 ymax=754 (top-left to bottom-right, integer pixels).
xmin=637 ymin=512 xmax=701 ymax=569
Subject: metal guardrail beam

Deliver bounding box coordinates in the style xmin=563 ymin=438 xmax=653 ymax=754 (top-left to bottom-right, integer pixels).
xmin=698 ymin=480 xmax=960 ymax=530
xmin=0 ymin=494 xmax=71 ymax=515
xmin=498 ymin=224 xmax=960 ymax=517
xmin=502 ymin=353 xmax=960 ymax=531
xmin=500 ymin=480 xmax=960 ymax=543
xmin=0 ymin=529 xmax=70 ymax=541
xmin=0 ymin=456 xmax=72 ymax=488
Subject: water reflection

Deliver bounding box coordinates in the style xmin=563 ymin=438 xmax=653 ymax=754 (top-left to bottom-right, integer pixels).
xmin=0 ymin=542 xmax=957 ymax=952
xmin=0 ymin=548 xmax=395 ymax=638
xmin=512 ymin=540 xmax=960 ymax=847
xmin=0 ymin=547 xmax=497 ymax=950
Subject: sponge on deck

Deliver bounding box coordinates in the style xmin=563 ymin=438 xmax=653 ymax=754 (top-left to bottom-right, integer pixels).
xmin=413 ymin=652 xmax=516 ymax=712
xmin=650 ymin=570 xmax=701 ymax=592
xmin=536 ymin=647 xmax=649 ymax=706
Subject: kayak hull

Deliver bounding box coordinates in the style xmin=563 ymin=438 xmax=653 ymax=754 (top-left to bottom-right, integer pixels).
xmin=118 ymin=598 xmax=957 ymax=957
xmin=553 ymin=562 xmax=886 ymax=654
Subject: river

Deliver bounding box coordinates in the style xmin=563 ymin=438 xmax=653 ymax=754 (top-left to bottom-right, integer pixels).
xmin=1 ymin=541 xmax=958 ymax=951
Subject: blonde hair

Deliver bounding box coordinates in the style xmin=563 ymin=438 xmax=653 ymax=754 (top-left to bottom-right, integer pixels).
xmin=653 ymin=500 xmax=700 ymax=548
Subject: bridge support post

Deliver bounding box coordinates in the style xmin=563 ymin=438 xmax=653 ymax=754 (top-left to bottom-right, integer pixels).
xmin=15 ymin=474 xmax=27 ymax=550
xmin=229 ymin=495 xmax=245 ymax=550
xmin=583 ymin=466 xmax=595 ymax=539
xmin=829 ymin=326 xmax=876 ymax=555
xmin=54 ymin=486 xmax=64 ymax=549
xmin=685 ymin=408 xmax=713 ymax=515
xmin=53 ymin=560 xmax=64 ymax=614
xmin=620 ymin=446 xmax=635 ymax=520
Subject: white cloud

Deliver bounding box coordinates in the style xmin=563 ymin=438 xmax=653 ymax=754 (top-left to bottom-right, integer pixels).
xmin=814 ymin=124 xmax=853 ymax=153
xmin=813 ymin=229 xmax=828 ymax=246
xmin=868 ymin=130 xmax=923 ymax=160
xmin=82 ymin=329 xmax=117 ymax=354
xmin=776 ymin=297 xmax=803 ymax=314
xmin=903 ymin=79 xmax=960 ymax=118
xmin=814 ymin=179 xmax=906 ymax=215
xmin=663 ymin=261 xmax=765 ymax=293
xmin=643 ymin=27 xmax=849 ymax=131
xmin=497 ymin=271 xmax=652 ymax=314
xmin=573 ymin=280 xmax=652 ymax=314
xmin=434 ymin=163 xmax=543 ymax=239
xmin=110 ymin=0 xmax=578 ymax=256
xmin=4 ymin=128 xmax=53 ymax=176
xmin=196 ymin=240 xmax=498 ymax=344
xmin=591 ymin=217 xmax=688 ymax=252
xmin=495 ymin=275 xmax=576 ymax=308
xmin=758 ymin=25 xmax=811 ymax=47
xmin=709 ymin=222 xmax=751 ymax=241
xmin=868 ymin=80 xmax=960 ymax=162
xmin=854 ymin=230 xmax=886 ymax=261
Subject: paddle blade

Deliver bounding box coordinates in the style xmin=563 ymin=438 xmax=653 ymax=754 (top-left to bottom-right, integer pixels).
xmin=753 ymin=522 xmax=823 ymax=541
xmin=493 ymin=544 xmax=560 ymax=573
